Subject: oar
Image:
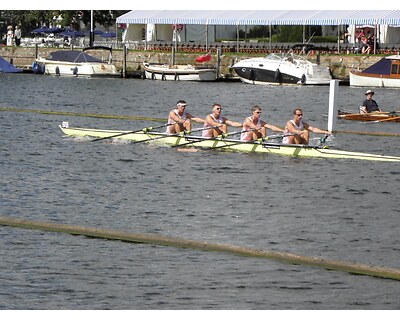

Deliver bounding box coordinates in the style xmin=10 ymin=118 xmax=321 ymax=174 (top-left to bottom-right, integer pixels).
xmin=130 ymin=125 xmax=219 ymax=145
xmin=373 ymin=115 xmax=400 ymax=123
xmin=202 ymin=131 xmax=289 ymax=151
xmin=171 ymin=128 xmax=256 ymax=148
xmin=91 ymin=123 xmax=173 ymax=142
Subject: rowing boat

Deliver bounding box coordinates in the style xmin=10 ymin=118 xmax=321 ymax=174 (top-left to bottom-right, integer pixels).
xmin=338 ymin=110 xmax=400 ymax=122
xmin=59 ymin=124 xmax=400 ymax=162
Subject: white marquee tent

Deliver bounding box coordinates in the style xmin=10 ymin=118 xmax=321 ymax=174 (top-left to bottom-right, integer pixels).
xmin=116 ymin=10 xmax=400 ymax=46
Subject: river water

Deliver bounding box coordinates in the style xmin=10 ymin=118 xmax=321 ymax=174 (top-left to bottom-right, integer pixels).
xmin=0 ymin=73 xmax=400 ymax=310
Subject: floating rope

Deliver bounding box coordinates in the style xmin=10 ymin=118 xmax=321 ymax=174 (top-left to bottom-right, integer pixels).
xmin=0 ymin=107 xmax=165 ymax=122
xmin=334 ymin=130 xmax=400 ymax=137
xmin=1 ymin=216 xmax=400 ymax=281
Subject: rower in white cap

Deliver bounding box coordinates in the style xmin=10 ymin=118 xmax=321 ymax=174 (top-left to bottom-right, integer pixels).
xmin=166 ymin=100 xmax=204 ymax=134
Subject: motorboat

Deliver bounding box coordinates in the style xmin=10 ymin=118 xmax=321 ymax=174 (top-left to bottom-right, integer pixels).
xmin=349 ymin=55 xmax=400 ymax=88
xmin=231 ymin=53 xmax=332 ymax=85
xmin=142 ymin=62 xmax=217 ymax=81
xmin=34 ymin=46 xmax=119 ymax=77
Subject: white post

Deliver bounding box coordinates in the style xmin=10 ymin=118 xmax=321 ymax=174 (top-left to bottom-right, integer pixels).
xmin=328 ymin=79 xmax=339 ymax=133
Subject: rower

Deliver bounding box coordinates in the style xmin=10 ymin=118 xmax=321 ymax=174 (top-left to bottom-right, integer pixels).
xmin=202 ymin=103 xmax=242 ymax=138
xmin=360 ymin=90 xmax=381 ymax=114
xmin=240 ymin=105 xmax=283 ymax=141
xmin=166 ymin=100 xmax=204 ymax=134
xmin=282 ymin=108 xmax=330 ymax=145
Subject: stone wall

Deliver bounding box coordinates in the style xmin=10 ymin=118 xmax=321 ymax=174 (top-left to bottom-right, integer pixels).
xmin=0 ymin=45 xmax=384 ymax=80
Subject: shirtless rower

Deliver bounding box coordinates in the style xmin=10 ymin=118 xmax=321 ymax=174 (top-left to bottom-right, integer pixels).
xmin=202 ymin=103 xmax=242 ymax=137
xmin=282 ymin=108 xmax=330 ymax=145
xmin=166 ymin=100 xmax=204 ymax=134
xmin=240 ymin=105 xmax=283 ymax=141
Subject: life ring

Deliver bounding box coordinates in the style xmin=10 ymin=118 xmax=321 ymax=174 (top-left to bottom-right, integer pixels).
xmin=274 ymin=68 xmax=282 ymax=83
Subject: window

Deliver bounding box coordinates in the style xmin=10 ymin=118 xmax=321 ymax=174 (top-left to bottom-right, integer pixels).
xmin=391 ymin=61 xmax=399 ymax=75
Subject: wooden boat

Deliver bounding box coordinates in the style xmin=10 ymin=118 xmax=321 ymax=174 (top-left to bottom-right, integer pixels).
xmin=34 ymin=46 xmax=119 ymax=77
xmin=143 ymin=62 xmax=217 ymax=81
xmin=59 ymin=123 xmax=400 ymax=162
xmin=338 ymin=110 xmax=400 ymax=122
xmin=349 ymin=55 xmax=400 ymax=88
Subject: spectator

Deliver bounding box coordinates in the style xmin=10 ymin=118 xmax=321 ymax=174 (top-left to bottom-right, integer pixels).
xmin=6 ymin=25 xmax=13 ymax=46
xmin=14 ymin=26 xmax=21 ymax=46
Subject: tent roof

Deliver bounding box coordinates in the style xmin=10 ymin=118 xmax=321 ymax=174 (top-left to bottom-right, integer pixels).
xmin=116 ymin=10 xmax=400 ymax=26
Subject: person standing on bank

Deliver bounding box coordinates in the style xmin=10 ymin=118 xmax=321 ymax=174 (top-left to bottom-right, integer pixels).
xmin=241 ymin=105 xmax=283 ymax=141
xmin=14 ymin=26 xmax=21 ymax=46
xmin=202 ymin=103 xmax=242 ymax=138
xmin=282 ymin=108 xmax=330 ymax=145
xmin=6 ymin=25 xmax=13 ymax=46
xmin=360 ymin=90 xmax=381 ymax=114
xmin=166 ymin=100 xmax=204 ymax=134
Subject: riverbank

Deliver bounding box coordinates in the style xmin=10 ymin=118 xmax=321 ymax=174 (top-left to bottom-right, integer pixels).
xmin=0 ymin=45 xmax=384 ymax=80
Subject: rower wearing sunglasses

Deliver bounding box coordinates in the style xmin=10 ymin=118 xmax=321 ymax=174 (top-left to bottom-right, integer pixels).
xmin=240 ymin=105 xmax=284 ymax=141
xmin=282 ymin=108 xmax=330 ymax=145
xmin=202 ymin=103 xmax=242 ymax=137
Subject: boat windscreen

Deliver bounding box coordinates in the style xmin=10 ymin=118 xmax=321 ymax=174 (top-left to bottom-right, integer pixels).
xmin=361 ymin=58 xmax=391 ymax=75
xmin=46 ymin=50 xmax=102 ymax=63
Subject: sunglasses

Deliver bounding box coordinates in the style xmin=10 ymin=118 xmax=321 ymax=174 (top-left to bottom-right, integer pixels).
xmin=255 ymin=111 xmax=262 ymax=114
xmin=215 ymin=107 xmax=221 ymax=110
xmin=295 ymin=113 xmax=303 ymax=116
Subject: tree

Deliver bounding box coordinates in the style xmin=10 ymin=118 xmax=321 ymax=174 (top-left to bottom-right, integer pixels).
xmin=0 ymin=10 xmax=129 ymax=36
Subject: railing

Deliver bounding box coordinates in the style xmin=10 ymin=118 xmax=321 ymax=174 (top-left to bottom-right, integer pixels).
xmin=16 ymin=37 xmax=400 ymax=55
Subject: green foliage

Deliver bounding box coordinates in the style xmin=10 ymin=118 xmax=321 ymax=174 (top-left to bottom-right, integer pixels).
xmin=312 ymin=35 xmax=338 ymax=43
xmin=276 ymin=26 xmax=303 ymax=42
xmin=0 ymin=10 xmax=129 ymax=36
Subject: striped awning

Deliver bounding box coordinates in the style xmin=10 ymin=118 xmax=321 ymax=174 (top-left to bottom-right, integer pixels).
xmin=116 ymin=10 xmax=400 ymax=26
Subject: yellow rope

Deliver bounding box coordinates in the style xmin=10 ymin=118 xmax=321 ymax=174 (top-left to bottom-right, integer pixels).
xmin=0 ymin=106 xmax=165 ymax=122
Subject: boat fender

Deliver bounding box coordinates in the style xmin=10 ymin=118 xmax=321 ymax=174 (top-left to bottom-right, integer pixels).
xmin=174 ymin=72 xmax=179 ymax=81
xmin=55 ymin=66 xmax=60 ymax=76
xmin=274 ymin=68 xmax=282 ymax=83
xmin=249 ymin=69 xmax=255 ymax=81
xmin=73 ymin=66 xmax=78 ymax=76
xmin=151 ymin=72 xmax=155 ymax=80
xmin=161 ymin=73 xmax=166 ymax=81
xmin=32 ymin=62 xmax=43 ymax=74
xmin=301 ymin=74 xmax=306 ymax=84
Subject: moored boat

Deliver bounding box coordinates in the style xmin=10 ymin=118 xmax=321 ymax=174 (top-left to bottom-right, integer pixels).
xmin=143 ymin=62 xmax=217 ymax=81
xmin=0 ymin=56 xmax=22 ymax=73
xmin=35 ymin=46 xmax=119 ymax=77
xmin=231 ymin=53 xmax=332 ymax=85
xmin=338 ymin=109 xmax=400 ymax=122
xmin=349 ymin=55 xmax=400 ymax=88
xmin=59 ymin=123 xmax=400 ymax=162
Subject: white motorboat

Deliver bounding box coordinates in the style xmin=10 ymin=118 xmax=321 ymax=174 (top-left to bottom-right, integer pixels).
xmin=34 ymin=46 xmax=119 ymax=77
xmin=349 ymin=55 xmax=400 ymax=88
xmin=232 ymin=53 xmax=332 ymax=85
xmin=143 ymin=62 xmax=217 ymax=81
